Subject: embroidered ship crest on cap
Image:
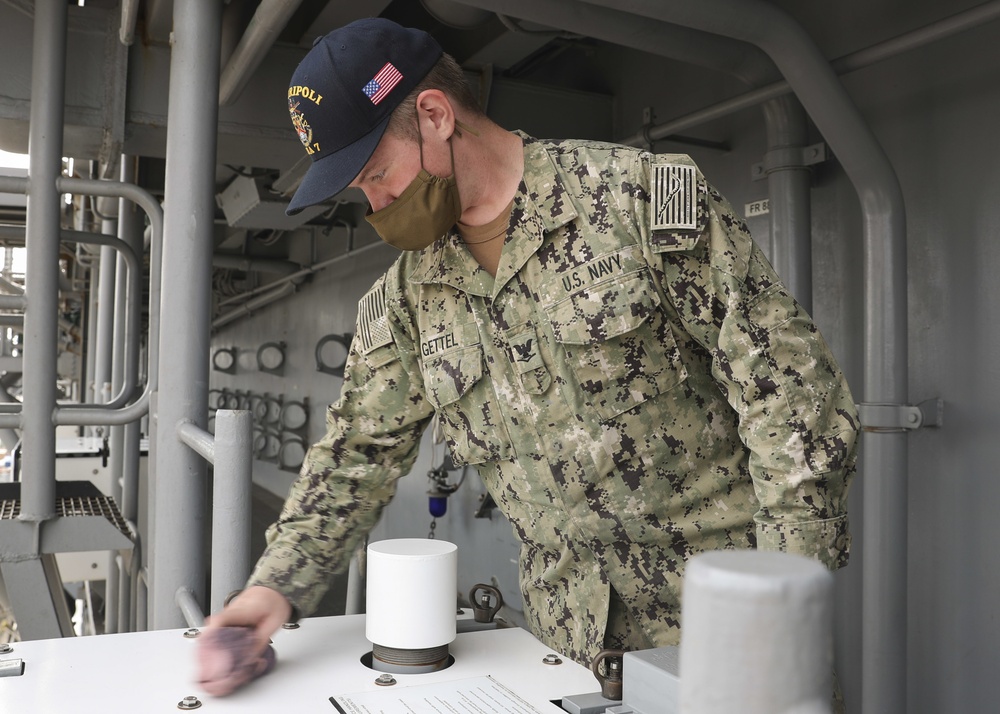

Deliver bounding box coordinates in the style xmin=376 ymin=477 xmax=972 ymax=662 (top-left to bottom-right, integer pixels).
xmin=289 ymin=99 xmax=314 ymax=152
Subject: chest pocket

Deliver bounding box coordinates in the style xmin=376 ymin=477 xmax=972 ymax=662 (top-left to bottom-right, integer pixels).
xmin=543 ymin=258 xmax=687 ymax=422
xmin=420 ymin=323 xmax=513 ymax=466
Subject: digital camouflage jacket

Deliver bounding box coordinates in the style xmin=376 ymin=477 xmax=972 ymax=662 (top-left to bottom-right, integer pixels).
xmin=249 ymin=135 xmax=859 ymax=666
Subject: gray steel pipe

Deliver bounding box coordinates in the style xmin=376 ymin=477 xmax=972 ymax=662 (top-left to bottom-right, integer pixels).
xmin=150 ymin=0 xmax=223 ymax=630
xmin=176 ymin=420 xmax=215 ymax=464
xmin=0 ymin=381 xmax=20 ymax=451
xmin=211 ymin=280 xmax=296 ymax=330
xmin=212 ymin=254 xmax=301 ymax=276
xmin=175 ymin=587 xmax=205 ymax=629
xmin=446 ymin=0 xmax=775 ymax=87
xmin=762 ymin=97 xmax=812 ymax=312
xmin=94 ymin=238 xmax=118 ymax=408
xmin=117 ymin=157 xmax=144 ymax=634
xmin=613 ymin=1 xmax=1000 ymax=147
xmin=48 ymin=178 xmax=163 ymax=427
xmin=20 ymin=0 xmax=68 ymax=521
xmin=177 ymin=411 xmax=253 ymax=615
xmin=218 ymin=0 xmax=305 ymax=106
xmin=56 ymin=229 xmax=141 ymax=410
xmin=0 ymin=295 xmax=25 ymax=310
xmin=119 ymin=0 xmax=139 ymax=45
xmin=216 ymin=238 xmax=390 ymax=309
xmin=579 ymin=1 xmax=909 ymax=711
xmin=209 ymin=410 xmax=253 ymax=615
xmin=0 ymin=179 xmax=157 ymax=418
xmin=105 ymin=157 xmax=142 ymax=635
xmin=0 ymin=275 xmax=23 ymax=294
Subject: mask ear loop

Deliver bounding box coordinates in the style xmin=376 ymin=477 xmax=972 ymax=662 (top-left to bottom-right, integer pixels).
xmin=415 ymin=105 xmax=426 ymax=169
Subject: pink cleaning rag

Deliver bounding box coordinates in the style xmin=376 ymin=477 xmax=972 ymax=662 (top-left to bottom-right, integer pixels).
xmin=197 ymin=626 xmax=277 ymax=696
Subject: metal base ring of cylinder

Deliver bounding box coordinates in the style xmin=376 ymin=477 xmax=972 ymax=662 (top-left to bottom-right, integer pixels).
xmin=369 ymin=643 xmax=452 ymax=674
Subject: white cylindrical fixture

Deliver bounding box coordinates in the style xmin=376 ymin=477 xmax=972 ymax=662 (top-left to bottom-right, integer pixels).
xmin=366 ymin=539 xmax=458 ymax=650
xmin=679 ymin=550 xmax=833 ymax=714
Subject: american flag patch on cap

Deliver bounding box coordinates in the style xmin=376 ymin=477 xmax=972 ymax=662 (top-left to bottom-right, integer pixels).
xmin=362 ymin=62 xmax=403 ymax=106
xmin=651 ymin=164 xmax=698 ymax=231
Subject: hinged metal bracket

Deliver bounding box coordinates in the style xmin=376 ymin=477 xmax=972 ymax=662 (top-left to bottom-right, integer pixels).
xmin=752 ymin=142 xmax=828 ymax=181
xmin=857 ymin=399 xmax=944 ymax=432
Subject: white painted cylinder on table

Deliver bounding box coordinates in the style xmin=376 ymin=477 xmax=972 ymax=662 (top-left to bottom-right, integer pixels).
xmin=366 ymin=538 xmax=458 ymax=649
xmin=679 ymin=550 xmax=833 ymax=714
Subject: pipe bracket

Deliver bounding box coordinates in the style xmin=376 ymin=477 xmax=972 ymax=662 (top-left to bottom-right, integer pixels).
xmin=857 ymin=398 xmax=943 ymax=432
xmin=752 ymin=142 xmax=827 ymax=180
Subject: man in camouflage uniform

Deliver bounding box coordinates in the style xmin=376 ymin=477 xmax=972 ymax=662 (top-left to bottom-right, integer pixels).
xmin=206 ymin=17 xmax=857 ymax=685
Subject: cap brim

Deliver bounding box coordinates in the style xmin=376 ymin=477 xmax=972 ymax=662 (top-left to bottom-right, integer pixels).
xmin=285 ymin=114 xmax=391 ymax=216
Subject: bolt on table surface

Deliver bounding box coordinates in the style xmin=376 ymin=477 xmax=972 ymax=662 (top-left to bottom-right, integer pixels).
xmin=0 ymin=613 xmax=599 ymax=713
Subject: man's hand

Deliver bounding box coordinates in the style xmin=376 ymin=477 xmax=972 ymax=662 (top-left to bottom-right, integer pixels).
xmin=205 ymin=585 xmax=293 ymax=655
xmin=195 ymin=586 xmax=291 ymax=696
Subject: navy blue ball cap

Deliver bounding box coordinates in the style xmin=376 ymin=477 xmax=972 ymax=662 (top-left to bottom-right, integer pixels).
xmin=285 ymin=18 xmax=443 ymax=215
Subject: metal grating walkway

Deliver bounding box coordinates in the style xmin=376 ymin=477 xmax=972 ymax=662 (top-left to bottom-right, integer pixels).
xmin=0 ymin=481 xmax=132 ymax=542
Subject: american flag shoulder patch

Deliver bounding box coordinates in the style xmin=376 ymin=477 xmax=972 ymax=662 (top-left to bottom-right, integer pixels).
xmin=356 ymin=278 xmax=393 ymax=354
xmin=651 ymin=163 xmax=698 ymax=232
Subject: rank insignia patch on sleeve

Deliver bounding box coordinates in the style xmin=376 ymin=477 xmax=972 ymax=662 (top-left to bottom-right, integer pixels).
xmin=651 ymin=163 xmax=698 ymax=231
xmin=356 ymin=279 xmax=393 ymax=354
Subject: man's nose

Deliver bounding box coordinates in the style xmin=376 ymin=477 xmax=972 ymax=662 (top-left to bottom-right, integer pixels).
xmin=365 ymin=189 xmax=392 ymax=213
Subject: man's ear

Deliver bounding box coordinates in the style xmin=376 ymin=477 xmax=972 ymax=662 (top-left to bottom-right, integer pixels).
xmin=415 ymin=89 xmax=455 ymax=140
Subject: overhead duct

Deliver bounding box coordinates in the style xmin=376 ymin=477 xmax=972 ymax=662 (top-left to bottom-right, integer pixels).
xmin=218 ymin=0 xmax=305 ymax=107
xmin=421 ymin=0 xmax=494 ymax=28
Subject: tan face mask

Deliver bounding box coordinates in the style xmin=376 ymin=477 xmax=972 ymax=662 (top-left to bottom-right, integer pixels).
xmin=365 ymin=125 xmax=461 ymax=252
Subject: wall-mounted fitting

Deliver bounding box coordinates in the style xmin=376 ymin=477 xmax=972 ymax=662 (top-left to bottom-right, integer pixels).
xmin=211 ymin=347 xmax=237 ymax=374
xmin=253 ymin=430 xmax=281 ymax=463
xmin=279 ymin=399 xmax=309 ymax=433
xmin=315 ymin=333 xmax=352 ymax=377
xmin=254 ymin=394 xmax=282 ymax=426
xmin=279 ymin=436 xmax=307 ymax=473
xmin=751 ymin=142 xmax=828 ymax=181
xmin=256 ymin=341 xmax=286 ymax=375
xmin=858 ymin=398 xmax=944 ymax=432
